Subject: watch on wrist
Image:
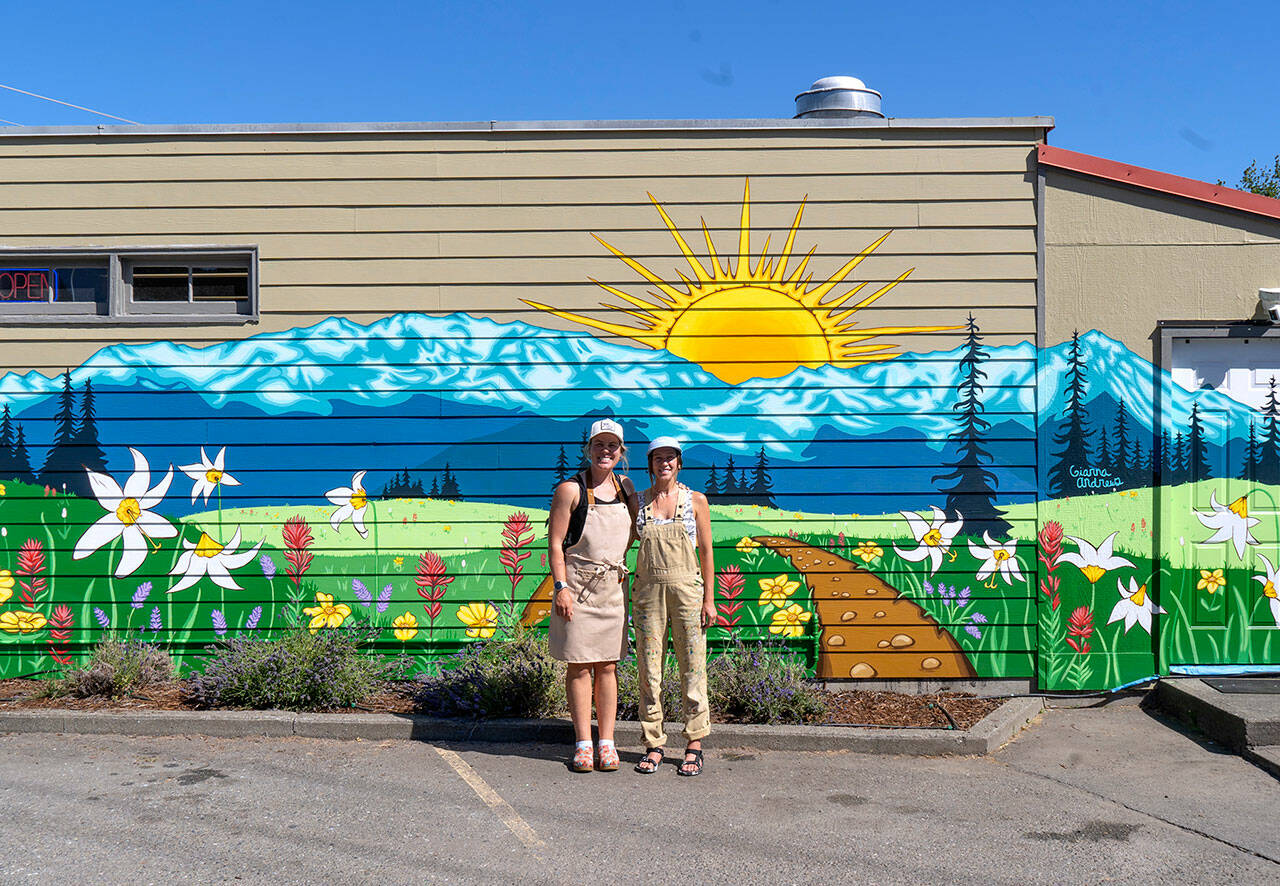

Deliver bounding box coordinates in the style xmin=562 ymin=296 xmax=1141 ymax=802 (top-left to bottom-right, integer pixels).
xmin=554 ymin=580 xmax=567 ymax=592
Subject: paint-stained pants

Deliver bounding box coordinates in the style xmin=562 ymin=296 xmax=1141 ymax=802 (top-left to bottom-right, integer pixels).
xmin=632 ymin=575 xmax=710 ymax=747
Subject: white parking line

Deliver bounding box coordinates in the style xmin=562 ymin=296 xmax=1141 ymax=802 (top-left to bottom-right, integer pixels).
xmin=434 ymin=746 xmax=546 ymax=850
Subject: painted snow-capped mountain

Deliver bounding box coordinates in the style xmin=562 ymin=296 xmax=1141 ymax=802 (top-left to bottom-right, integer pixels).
xmin=0 ymin=315 xmax=1256 ymax=512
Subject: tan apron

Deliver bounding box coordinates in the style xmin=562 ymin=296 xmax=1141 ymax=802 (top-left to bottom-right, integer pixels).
xmin=548 ymin=479 xmax=631 ymax=663
xmin=632 ymin=485 xmax=711 ymax=745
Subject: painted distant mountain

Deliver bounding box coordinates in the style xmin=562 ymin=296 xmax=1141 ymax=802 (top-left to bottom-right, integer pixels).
xmin=0 ymin=315 xmax=1260 ymax=513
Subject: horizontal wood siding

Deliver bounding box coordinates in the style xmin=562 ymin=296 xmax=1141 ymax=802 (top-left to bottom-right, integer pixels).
xmin=0 ymin=124 xmax=1041 ymax=681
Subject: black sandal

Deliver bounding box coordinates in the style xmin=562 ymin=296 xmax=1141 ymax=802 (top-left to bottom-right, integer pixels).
xmin=678 ymin=747 xmax=704 ymax=777
xmin=634 ymin=748 xmax=664 ymax=774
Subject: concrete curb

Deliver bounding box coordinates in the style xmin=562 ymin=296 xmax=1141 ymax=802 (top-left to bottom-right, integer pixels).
xmin=0 ymin=696 xmax=1044 ymax=755
xmin=1149 ymin=678 xmax=1280 ymax=752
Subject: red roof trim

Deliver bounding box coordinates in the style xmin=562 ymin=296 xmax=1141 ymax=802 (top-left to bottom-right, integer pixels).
xmin=1038 ymin=144 xmax=1280 ymax=222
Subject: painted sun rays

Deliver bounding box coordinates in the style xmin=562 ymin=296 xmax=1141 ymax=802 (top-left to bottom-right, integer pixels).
xmin=522 ymin=180 xmax=960 ymax=384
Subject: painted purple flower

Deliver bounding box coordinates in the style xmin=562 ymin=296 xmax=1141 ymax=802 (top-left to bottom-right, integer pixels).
xmin=377 ymin=583 xmax=393 ymax=614
xmin=260 ymin=554 xmax=277 ymax=580
xmin=149 ymin=606 xmax=163 ymax=633
xmin=244 ymin=605 xmax=263 ymax=630
xmin=971 ymin=612 xmax=988 ymax=624
xmin=965 ymin=624 xmax=983 ymax=639
xmin=352 ymin=578 xmax=372 ymax=607
xmin=93 ymin=607 xmax=111 ymax=629
xmin=922 ymin=578 xmax=935 ymax=596
xmin=211 ymin=609 xmax=228 ymax=636
xmin=131 ymin=581 xmax=153 ymax=609
xmin=957 ymin=586 xmax=971 ymax=606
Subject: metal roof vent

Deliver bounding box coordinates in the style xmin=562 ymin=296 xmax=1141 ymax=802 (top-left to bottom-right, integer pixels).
xmin=794 ymin=76 xmax=884 ymax=119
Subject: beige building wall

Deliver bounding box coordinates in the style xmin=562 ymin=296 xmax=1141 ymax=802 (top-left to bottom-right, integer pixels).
xmin=0 ymin=121 xmax=1045 ymax=371
xmin=1043 ymin=169 xmax=1280 ymax=353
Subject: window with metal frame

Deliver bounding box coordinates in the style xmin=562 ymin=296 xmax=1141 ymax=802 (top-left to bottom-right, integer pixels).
xmin=0 ymin=247 xmax=258 ymax=323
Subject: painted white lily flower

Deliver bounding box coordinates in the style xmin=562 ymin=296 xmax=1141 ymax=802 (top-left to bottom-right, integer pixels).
xmin=326 ymin=470 xmax=370 ymax=539
xmin=73 ymin=447 xmax=177 ymax=578
xmin=1058 ymin=532 xmax=1135 ymax=584
xmin=179 ymin=446 xmax=242 ymax=504
xmin=1107 ymin=576 xmax=1162 ymax=635
xmin=894 ymin=506 xmax=963 ymax=574
xmin=968 ymin=532 xmax=1024 ymax=586
xmin=1196 ymin=490 xmax=1260 ymax=560
xmin=1253 ymin=554 xmax=1280 ymax=628
xmin=167 ymin=528 xmax=264 ymax=594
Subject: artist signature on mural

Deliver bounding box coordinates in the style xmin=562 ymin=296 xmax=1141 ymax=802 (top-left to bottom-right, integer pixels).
xmin=1069 ymin=464 xmax=1123 ymax=491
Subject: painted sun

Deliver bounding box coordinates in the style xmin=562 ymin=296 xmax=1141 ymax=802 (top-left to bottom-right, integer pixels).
xmin=522 ymin=180 xmax=959 ymax=385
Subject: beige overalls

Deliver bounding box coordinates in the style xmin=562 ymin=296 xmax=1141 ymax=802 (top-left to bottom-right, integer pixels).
xmin=633 ymin=484 xmax=710 ymax=747
xmin=548 ymin=478 xmax=631 ymax=663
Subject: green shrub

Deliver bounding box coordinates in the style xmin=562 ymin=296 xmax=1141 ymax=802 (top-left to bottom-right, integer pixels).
xmin=53 ymin=638 xmax=176 ymax=699
xmin=707 ymin=640 xmax=827 ymax=724
xmin=185 ymin=623 xmax=408 ymax=711
xmin=413 ymin=626 xmax=565 ymax=718
xmin=615 ymin=654 xmax=684 ymax=721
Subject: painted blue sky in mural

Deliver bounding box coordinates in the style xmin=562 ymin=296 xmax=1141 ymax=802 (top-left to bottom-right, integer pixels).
xmin=0 ymin=314 xmax=1258 ymax=514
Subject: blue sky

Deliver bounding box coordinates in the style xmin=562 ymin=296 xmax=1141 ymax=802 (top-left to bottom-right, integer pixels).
xmin=3 ymin=1 xmax=1276 ymax=185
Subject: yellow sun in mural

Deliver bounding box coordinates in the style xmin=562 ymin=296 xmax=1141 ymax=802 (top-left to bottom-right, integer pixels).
xmin=522 ymin=181 xmax=959 ymax=384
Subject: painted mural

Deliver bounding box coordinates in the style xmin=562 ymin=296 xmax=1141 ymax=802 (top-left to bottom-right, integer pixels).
xmin=0 ymin=182 xmax=1276 ymax=690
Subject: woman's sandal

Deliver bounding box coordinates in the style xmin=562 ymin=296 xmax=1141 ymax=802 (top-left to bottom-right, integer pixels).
xmin=678 ymin=747 xmax=704 ymax=777
xmin=634 ymin=747 xmax=664 ymax=774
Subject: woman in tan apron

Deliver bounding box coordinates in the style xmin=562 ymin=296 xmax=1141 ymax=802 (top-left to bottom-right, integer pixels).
xmin=632 ymin=435 xmax=716 ymax=776
xmin=547 ymin=419 xmax=637 ymax=772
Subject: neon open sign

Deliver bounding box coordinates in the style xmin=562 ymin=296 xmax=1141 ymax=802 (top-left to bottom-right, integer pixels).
xmin=0 ymin=268 xmax=56 ymax=302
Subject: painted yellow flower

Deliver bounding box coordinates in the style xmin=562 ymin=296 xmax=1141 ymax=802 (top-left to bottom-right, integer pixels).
xmin=0 ymin=609 xmax=47 ymax=634
xmin=735 ymin=537 xmax=760 ymax=553
xmin=1197 ymin=568 xmax=1226 ymax=594
xmin=302 ymin=592 xmax=351 ymax=634
xmin=758 ymin=574 xmax=800 ymax=608
xmin=769 ymin=604 xmax=811 ymax=638
xmin=392 ymin=612 xmax=419 ymax=641
xmin=0 ymin=482 xmax=6 ymax=495
xmin=853 ymin=541 xmax=884 ymax=563
xmin=0 ymin=569 xmax=13 ymax=605
xmin=393 ymin=556 xmax=405 ymax=568
xmin=457 ymin=602 xmax=498 ymax=639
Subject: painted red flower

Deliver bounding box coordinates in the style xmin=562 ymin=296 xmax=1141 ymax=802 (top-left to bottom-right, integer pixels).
xmin=16 ymin=538 xmax=47 ymax=606
xmin=282 ymin=516 xmax=314 ymax=589
xmin=1065 ymin=605 xmax=1094 ymax=654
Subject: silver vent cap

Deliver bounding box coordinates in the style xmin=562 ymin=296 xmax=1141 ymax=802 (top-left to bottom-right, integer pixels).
xmin=794 ymin=76 xmax=884 ymax=119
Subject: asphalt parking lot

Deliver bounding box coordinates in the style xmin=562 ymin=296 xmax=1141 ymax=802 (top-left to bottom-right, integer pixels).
xmin=1 ymin=701 xmax=1276 ymax=885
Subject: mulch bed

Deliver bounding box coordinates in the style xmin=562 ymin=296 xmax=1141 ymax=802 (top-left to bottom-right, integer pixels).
xmin=0 ymin=678 xmax=1001 ymax=728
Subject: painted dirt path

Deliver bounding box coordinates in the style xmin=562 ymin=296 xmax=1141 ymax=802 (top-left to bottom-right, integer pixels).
xmin=755 ymin=536 xmax=976 ymax=680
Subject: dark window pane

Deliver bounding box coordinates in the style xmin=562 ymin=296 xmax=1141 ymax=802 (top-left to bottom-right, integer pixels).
xmin=52 ymin=266 xmax=109 ymax=304
xmin=132 ymin=266 xmax=189 ymax=302
xmin=192 ymin=267 xmax=248 ymax=302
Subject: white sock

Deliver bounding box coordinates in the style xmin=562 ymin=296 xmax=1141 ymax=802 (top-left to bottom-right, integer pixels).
xmin=576 ymin=740 xmax=592 ymax=752
xmin=597 ymin=738 xmax=615 ymax=750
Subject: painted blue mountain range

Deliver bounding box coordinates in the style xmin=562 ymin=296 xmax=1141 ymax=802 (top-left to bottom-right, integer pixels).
xmin=0 ymin=314 xmax=1256 ymax=514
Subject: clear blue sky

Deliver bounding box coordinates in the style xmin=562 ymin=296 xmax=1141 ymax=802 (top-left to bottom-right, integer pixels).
xmin=3 ymin=0 xmax=1276 ymax=186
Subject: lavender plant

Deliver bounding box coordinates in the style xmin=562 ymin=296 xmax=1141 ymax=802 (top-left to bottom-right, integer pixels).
xmin=185 ymin=623 xmax=408 ymax=711
xmin=48 ymin=638 xmax=176 ymax=699
xmin=412 ymin=625 xmax=564 ymax=718
xmin=706 ymin=640 xmax=826 ymax=724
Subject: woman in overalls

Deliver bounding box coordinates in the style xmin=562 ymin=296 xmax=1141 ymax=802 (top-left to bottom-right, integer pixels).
xmin=632 ymin=436 xmax=715 ymax=777
xmin=547 ymin=419 xmax=637 ymax=773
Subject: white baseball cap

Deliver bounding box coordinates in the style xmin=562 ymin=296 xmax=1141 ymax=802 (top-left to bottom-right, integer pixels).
xmin=647 ymin=436 xmax=683 ymax=456
xmin=588 ymin=418 xmax=625 ymax=445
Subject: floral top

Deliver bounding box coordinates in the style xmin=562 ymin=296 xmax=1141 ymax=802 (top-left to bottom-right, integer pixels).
xmin=635 ymin=484 xmax=697 ymax=547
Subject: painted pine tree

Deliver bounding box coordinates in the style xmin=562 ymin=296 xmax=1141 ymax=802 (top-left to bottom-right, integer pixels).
xmin=932 ymin=314 xmax=1010 ymax=534
xmin=11 ymin=425 xmax=35 ymax=484
xmin=1112 ymin=399 xmax=1131 ymax=485
xmin=1257 ymin=376 xmax=1280 ymax=485
xmin=1097 ymin=426 xmax=1112 ymax=476
xmin=1171 ymin=432 xmax=1188 ymax=486
xmin=440 ymin=463 xmax=461 ymax=500
xmin=73 ymin=379 xmax=108 ymax=475
xmin=747 ymin=447 xmax=777 ymax=507
xmin=0 ymin=405 xmax=16 ymax=479
xmin=1047 ymin=331 xmax=1091 ymax=497
xmin=39 ymin=370 xmax=92 ymax=497
xmin=1240 ymin=418 xmax=1262 ymax=481
xmin=554 ymin=444 xmax=570 ymax=484
xmin=1187 ymin=403 xmax=1211 ymax=483
xmin=704 ymin=463 xmax=721 ymax=500
xmin=722 ymin=456 xmax=740 ymax=501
